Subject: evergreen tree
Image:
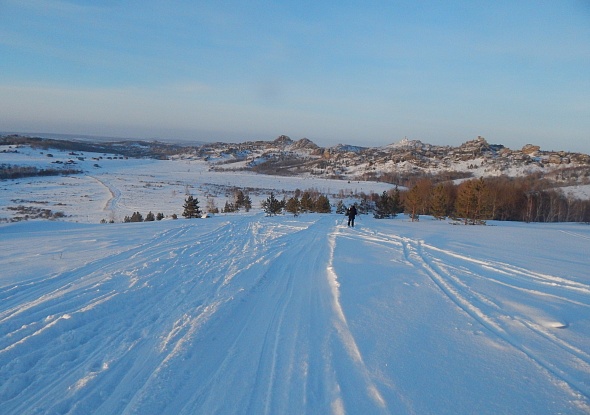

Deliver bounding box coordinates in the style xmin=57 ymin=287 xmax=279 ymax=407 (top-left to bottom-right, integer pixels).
xmin=374 ymin=191 xmax=388 ymax=218
xmin=358 ymin=197 xmax=372 ymax=215
xmin=125 ymin=211 xmax=143 ymax=222
xmin=300 ymin=191 xmax=314 ymax=213
xmin=391 ymin=186 xmax=402 ymax=214
xmin=234 ymin=190 xmax=245 ymax=210
xmin=315 ymin=195 xmax=332 ymax=213
xmin=374 ymin=191 xmax=398 ymax=219
xmin=182 ymin=195 xmax=201 ymax=218
xmin=182 ymin=196 xmax=194 ymax=218
xmin=335 ymin=200 xmax=346 ymax=214
xmin=145 ymin=211 xmax=155 ymax=221
xmin=285 ymin=196 xmax=301 ymax=216
xmin=156 ymin=212 xmax=165 ymax=221
xmin=262 ymin=192 xmax=283 ymax=216
xmin=223 ymin=201 xmax=236 ymax=213
xmin=243 ymin=194 xmax=252 ymax=212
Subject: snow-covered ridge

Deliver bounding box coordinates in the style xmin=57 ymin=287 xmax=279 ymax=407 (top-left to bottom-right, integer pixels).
xmin=3 ymin=134 xmax=589 ymax=183
xmin=184 ymin=135 xmax=590 ymax=183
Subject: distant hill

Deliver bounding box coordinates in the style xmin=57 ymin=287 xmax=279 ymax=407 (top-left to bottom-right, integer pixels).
xmin=2 ymin=134 xmax=589 ymax=188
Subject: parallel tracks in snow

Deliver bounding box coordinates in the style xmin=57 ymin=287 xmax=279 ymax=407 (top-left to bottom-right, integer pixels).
xmin=352 ymin=226 xmax=590 ymax=407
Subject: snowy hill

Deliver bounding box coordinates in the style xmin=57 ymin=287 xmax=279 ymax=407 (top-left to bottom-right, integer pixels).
xmin=4 ymin=134 xmax=590 ymax=184
xmin=1 ymin=135 xmax=590 ymax=414
xmin=1 ymin=215 xmax=589 ymax=414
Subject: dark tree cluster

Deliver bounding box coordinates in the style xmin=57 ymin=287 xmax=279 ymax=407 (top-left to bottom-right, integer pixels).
xmin=373 ymin=188 xmax=402 ymax=219
xmin=261 ymin=188 xmax=333 ymax=217
xmin=0 ymin=164 xmax=82 ymax=180
xmin=182 ymin=195 xmax=202 ymax=218
xmin=222 ymin=189 xmax=253 ymax=213
xmin=284 ymin=189 xmax=332 ymax=216
xmin=262 ymin=192 xmax=284 ymax=216
xmin=122 ymin=211 xmax=165 ymax=223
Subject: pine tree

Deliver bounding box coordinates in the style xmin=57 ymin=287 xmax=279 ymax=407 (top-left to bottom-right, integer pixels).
xmin=335 ymin=200 xmax=346 ymax=214
xmin=234 ymin=190 xmax=245 ymax=210
xmin=315 ymin=195 xmax=331 ymax=213
xmin=374 ymin=191 xmax=398 ymax=219
xmin=129 ymin=211 xmax=143 ymax=222
xmin=358 ymin=197 xmax=372 ymax=215
xmin=391 ymin=186 xmax=402 ymax=214
xmin=300 ymin=191 xmax=314 ymax=213
xmin=374 ymin=192 xmax=387 ymax=219
xmin=263 ymin=192 xmax=283 ymax=216
xmin=182 ymin=196 xmax=194 ymax=218
xmin=223 ymin=201 xmax=236 ymax=213
xmin=182 ymin=195 xmax=201 ymax=218
xmin=285 ymin=196 xmax=301 ymax=216
xmin=145 ymin=211 xmax=155 ymax=221
xmin=243 ymin=194 xmax=252 ymax=212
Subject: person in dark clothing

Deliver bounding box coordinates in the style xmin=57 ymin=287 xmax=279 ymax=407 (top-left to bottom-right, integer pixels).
xmin=347 ymin=205 xmax=357 ymax=227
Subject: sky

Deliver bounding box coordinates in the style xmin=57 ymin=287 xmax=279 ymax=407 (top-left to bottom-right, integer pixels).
xmin=1 ymin=0 xmax=589 ymax=153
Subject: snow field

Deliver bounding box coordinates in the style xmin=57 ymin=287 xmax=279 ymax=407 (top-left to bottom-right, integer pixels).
xmin=1 ymin=214 xmax=589 ymax=414
xmin=0 ymin=145 xmax=393 ymax=224
xmin=1 ymin=144 xmax=590 ymax=414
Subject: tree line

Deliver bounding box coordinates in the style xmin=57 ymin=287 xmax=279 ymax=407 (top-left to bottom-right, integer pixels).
xmin=0 ymin=164 xmax=82 ymax=180
xmin=185 ymin=179 xmax=590 ymax=223
xmin=107 ymin=178 xmax=589 ymax=225
xmin=264 ymin=189 xmax=332 ymax=216
xmin=393 ymin=176 xmax=590 ymax=224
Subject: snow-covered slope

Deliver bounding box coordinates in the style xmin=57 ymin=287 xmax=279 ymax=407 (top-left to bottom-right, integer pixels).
xmin=0 ymin=144 xmax=392 ymax=223
xmin=1 ymin=215 xmax=589 ymax=414
xmin=1 ymin=138 xmax=589 ymax=414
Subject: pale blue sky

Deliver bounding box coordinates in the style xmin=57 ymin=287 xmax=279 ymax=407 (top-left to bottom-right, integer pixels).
xmin=1 ymin=0 xmax=589 ymax=152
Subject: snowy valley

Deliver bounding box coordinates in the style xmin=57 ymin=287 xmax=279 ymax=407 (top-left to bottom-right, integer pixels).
xmin=0 ymin=137 xmax=589 ymax=414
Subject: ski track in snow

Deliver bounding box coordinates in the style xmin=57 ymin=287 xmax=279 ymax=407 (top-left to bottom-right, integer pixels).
xmin=1 ymin=216 xmax=589 ymax=414
xmin=351 ymin=226 xmax=590 ymax=412
xmin=89 ymin=176 xmax=121 ymax=214
xmin=0 ymin=217 xmax=389 ymax=414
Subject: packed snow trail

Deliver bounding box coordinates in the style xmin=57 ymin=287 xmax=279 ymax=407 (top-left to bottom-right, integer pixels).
xmin=0 ymin=216 xmax=389 ymax=414
xmin=1 ymin=215 xmax=589 ymax=414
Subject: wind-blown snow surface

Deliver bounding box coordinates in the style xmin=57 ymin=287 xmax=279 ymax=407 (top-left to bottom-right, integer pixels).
xmin=1 ymin=215 xmax=589 ymax=414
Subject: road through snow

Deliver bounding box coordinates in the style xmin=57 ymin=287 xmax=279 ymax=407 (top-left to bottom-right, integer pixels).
xmin=1 ymin=215 xmax=589 ymax=414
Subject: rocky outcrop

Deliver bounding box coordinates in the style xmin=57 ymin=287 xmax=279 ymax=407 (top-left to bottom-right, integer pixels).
xmin=7 ymin=134 xmax=587 ymax=184
xmin=522 ymin=144 xmax=540 ymax=154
